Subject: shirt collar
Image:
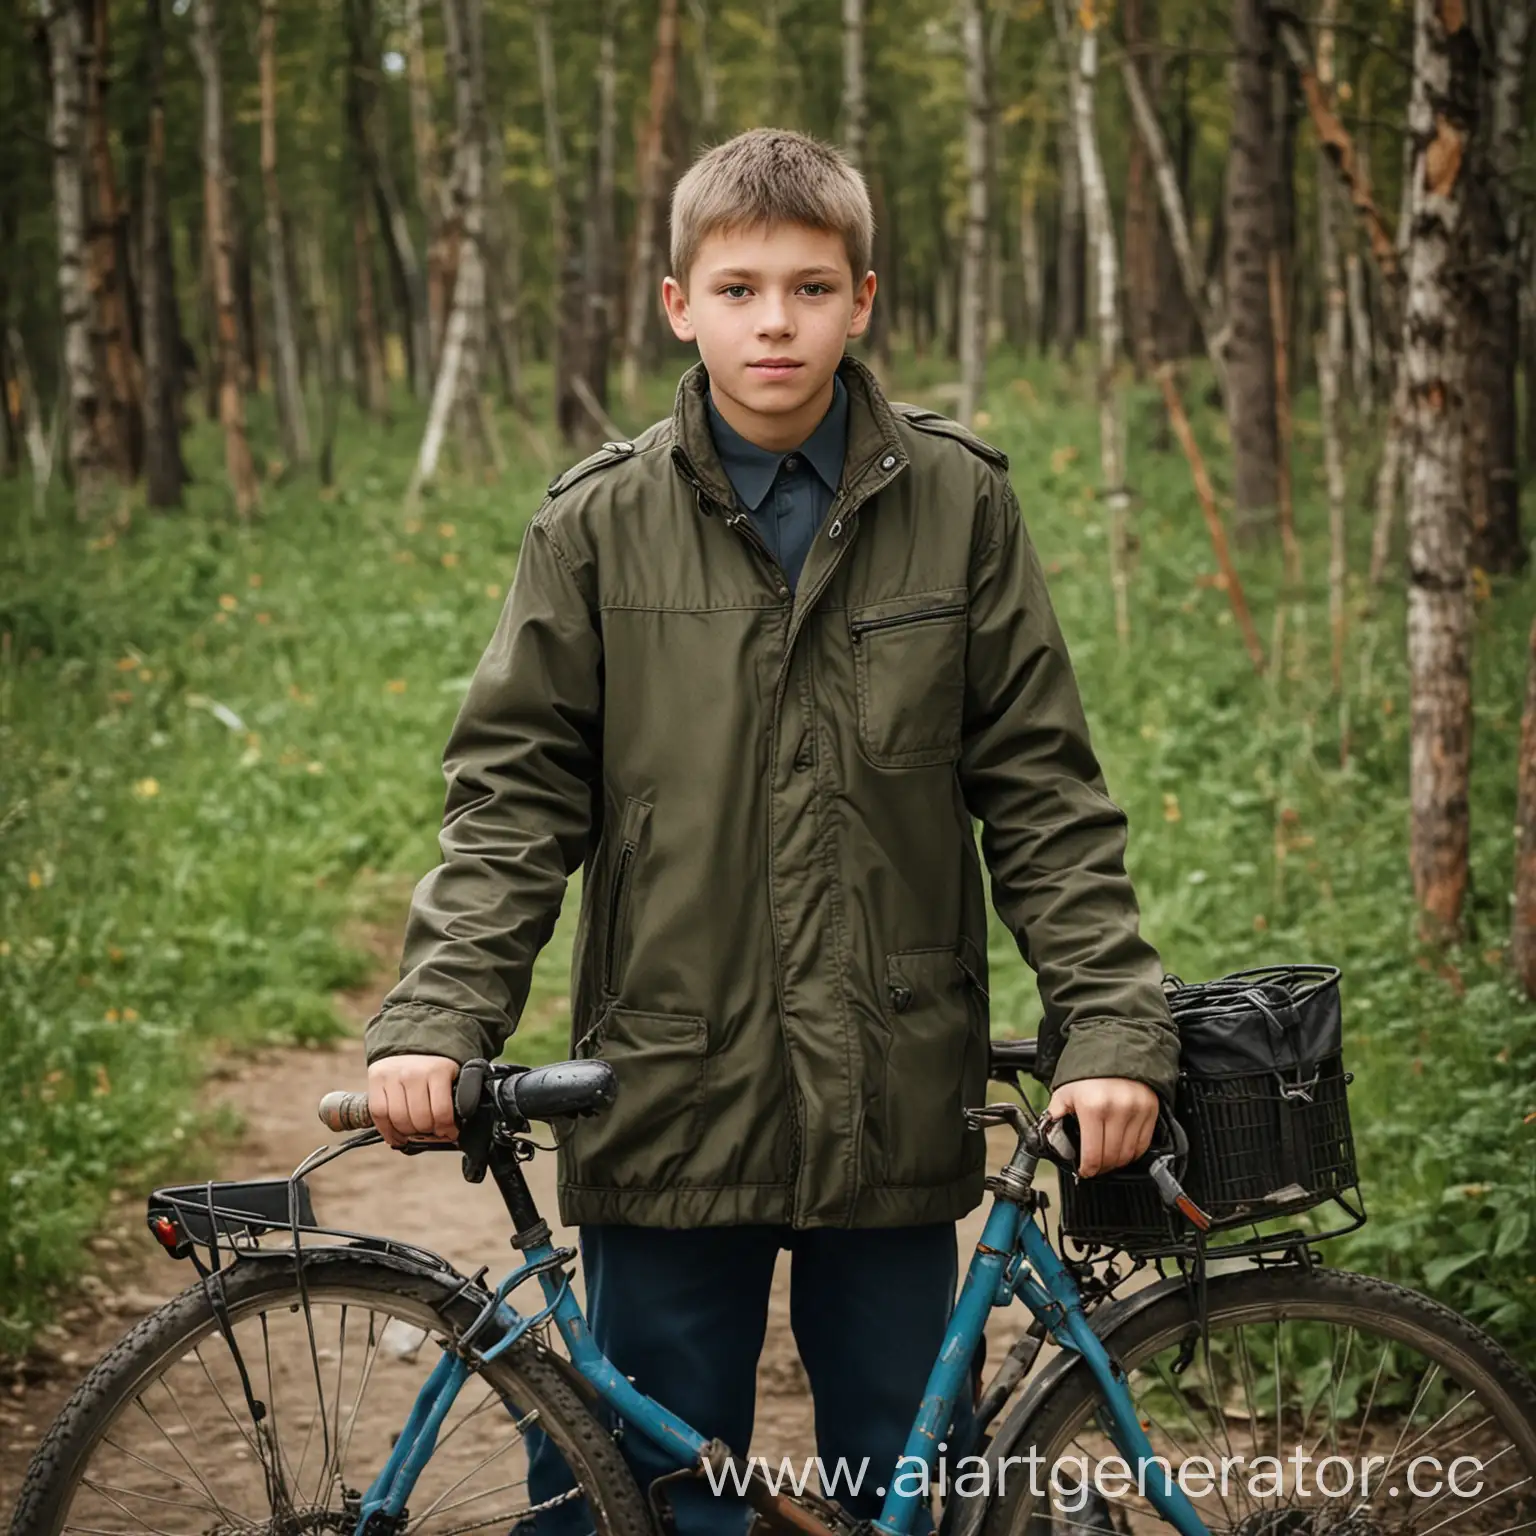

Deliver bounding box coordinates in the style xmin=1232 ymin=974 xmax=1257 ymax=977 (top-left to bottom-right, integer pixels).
xmin=704 ymin=372 xmax=849 ymax=512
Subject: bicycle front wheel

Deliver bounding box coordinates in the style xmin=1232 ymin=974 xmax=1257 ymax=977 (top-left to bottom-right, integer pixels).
xmin=10 ymin=1249 xmax=651 ymax=1536
xmin=987 ymin=1266 xmax=1536 ymax=1536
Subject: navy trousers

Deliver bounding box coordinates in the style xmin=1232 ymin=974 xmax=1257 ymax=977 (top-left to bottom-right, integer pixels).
xmin=520 ymin=1222 xmax=977 ymax=1536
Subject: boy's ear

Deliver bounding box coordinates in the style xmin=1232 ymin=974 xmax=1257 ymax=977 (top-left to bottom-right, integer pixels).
xmin=661 ymin=274 xmax=695 ymax=342
xmin=846 ymin=270 xmax=878 ymax=340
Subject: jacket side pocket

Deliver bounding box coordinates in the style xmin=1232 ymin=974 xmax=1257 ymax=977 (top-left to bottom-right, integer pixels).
xmin=875 ymin=947 xmax=987 ymax=1187
xmin=566 ymin=1009 xmax=709 ymax=1190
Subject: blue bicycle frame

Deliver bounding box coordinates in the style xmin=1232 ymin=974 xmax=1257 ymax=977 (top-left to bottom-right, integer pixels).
xmin=355 ymin=1132 xmax=1212 ymax=1536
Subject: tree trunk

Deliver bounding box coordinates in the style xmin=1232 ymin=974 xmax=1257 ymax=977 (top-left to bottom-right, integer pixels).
xmin=300 ymin=229 xmax=341 ymax=487
xmin=44 ymin=0 xmax=112 ymax=518
xmin=1319 ymin=190 xmax=1348 ymax=700
xmin=1020 ymin=171 xmax=1044 ymax=354
xmin=1222 ymin=0 xmax=1281 ymax=540
xmin=1053 ymin=108 xmax=1083 ymax=360
xmin=403 ymin=0 xmax=448 ymax=376
xmin=841 ymin=0 xmax=866 ymax=172
xmin=1060 ymin=0 xmax=1129 ymax=646
xmin=83 ymin=0 xmax=142 ymax=481
xmin=483 ymin=120 xmax=525 ymax=412
xmin=1121 ymin=0 xmax=1159 ymax=379
xmin=620 ymin=0 xmax=679 ymax=406
xmin=1526 ymin=236 xmax=1536 ymax=476
xmin=343 ymin=0 xmax=389 ymax=421
xmin=191 ymin=0 xmax=259 ymax=517
xmin=140 ymin=0 xmax=183 ymax=507
xmin=685 ymin=0 xmax=718 ymax=141
xmin=258 ymin=0 xmax=310 ymax=469
xmin=1466 ymin=0 xmax=1531 ymax=575
xmin=1403 ymin=0 xmax=1480 ymax=943
xmin=957 ymin=0 xmax=990 ymax=427
xmin=1344 ymin=249 xmax=1374 ymax=413
xmin=1514 ymin=616 xmax=1536 ymax=999
xmin=1120 ymin=50 xmax=1227 ymax=394
xmin=406 ymin=0 xmax=493 ymax=503
xmin=580 ymin=0 xmax=618 ymax=422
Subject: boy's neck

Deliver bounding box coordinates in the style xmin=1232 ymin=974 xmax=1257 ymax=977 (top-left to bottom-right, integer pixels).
xmin=707 ymin=371 xmax=838 ymax=455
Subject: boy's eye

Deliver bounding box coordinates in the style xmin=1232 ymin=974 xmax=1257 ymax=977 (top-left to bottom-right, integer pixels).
xmin=722 ymin=285 xmax=751 ymax=299
xmin=800 ymin=283 xmax=831 ymax=296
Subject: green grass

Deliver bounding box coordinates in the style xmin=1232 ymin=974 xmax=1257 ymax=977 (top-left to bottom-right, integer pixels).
xmin=1 ymin=349 xmax=1532 ymax=1357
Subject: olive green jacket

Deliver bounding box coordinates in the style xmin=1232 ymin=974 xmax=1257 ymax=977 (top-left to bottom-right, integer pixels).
xmin=365 ymin=355 xmax=1179 ymax=1229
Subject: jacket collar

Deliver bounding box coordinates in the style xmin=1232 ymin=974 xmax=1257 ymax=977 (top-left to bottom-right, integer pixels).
xmin=705 ymin=372 xmax=848 ymax=511
xmin=671 ymin=353 xmax=907 ymax=515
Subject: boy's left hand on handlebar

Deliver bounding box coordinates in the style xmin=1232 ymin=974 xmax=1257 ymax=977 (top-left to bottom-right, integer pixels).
xmin=1045 ymin=1077 xmax=1160 ymax=1177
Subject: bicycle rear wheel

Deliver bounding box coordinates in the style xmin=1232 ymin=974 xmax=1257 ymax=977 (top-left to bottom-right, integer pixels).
xmin=10 ymin=1250 xmax=651 ymax=1536
xmin=986 ymin=1266 xmax=1536 ymax=1536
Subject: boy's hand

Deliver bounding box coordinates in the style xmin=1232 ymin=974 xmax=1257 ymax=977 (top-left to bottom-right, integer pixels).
xmin=367 ymin=1054 xmax=461 ymax=1149
xmin=1045 ymin=1077 xmax=1160 ymax=1177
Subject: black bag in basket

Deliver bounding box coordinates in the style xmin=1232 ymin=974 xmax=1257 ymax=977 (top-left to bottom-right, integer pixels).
xmin=1060 ymin=964 xmax=1359 ymax=1253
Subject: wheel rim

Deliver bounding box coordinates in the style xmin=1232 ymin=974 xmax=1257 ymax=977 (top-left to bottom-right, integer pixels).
xmin=47 ymin=1279 xmax=593 ymax=1535
xmin=1008 ymin=1295 xmax=1536 ymax=1536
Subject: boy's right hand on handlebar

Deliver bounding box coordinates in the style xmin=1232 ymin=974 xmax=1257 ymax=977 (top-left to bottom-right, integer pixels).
xmin=367 ymin=1055 xmax=460 ymax=1148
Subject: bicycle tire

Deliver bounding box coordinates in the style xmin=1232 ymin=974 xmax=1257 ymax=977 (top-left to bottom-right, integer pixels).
xmin=984 ymin=1266 xmax=1536 ymax=1536
xmin=9 ymin=1248 xmax=653 ymax=1536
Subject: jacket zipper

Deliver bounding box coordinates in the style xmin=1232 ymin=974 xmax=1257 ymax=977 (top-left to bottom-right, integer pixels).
xmin=602 ymin=841 xmax=637 ymax=997
xmin=849 ymin=602 xmax=967 ymax=641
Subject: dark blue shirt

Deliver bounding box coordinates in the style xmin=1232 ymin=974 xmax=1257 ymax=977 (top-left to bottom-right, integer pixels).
xmin=704 ymin=373 xmax=849 ymax=593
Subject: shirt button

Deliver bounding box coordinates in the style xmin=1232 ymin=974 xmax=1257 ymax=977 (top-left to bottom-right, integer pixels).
xmin=784 ymin=455 xmax=801 ymax=472
xmin=880 ymin=453 xmax=897 ymax=471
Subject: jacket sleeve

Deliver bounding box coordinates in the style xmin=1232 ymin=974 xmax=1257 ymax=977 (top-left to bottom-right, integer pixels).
xmin=957 ymin=473 xmax=1179 ymax=1100
xmin=364 ymin=516 xmax=601 ymax=1066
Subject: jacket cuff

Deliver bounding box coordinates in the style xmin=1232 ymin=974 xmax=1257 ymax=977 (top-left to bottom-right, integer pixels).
xmin=364 ymin=1004 xmax=499 ymax=1066
xmin=1047 ymin=1017 xmax=1180 ymax=1102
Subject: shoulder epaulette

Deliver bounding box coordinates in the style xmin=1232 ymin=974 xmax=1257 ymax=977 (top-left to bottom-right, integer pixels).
xmin=893 ymin=403 xmax=1009 ymax=473
xmin=546 ymin=438 xmax=639 ymax=499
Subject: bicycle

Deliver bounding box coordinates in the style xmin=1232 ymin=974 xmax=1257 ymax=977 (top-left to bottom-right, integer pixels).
xmin=11 ymin=1005 xmax=1536 ymax=1536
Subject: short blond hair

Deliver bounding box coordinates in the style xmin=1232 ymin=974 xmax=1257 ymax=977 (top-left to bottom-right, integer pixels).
xmin=669 ymin=128 xmax=874 ymax=291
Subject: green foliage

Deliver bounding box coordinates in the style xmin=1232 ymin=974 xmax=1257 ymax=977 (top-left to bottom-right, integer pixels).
xmin=1 ymin=354 xmax=1533 ymax=1364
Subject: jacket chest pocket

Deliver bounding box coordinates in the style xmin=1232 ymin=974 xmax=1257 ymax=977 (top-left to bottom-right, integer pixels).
xmin=848 ymin=589 xmax=968 ymax=768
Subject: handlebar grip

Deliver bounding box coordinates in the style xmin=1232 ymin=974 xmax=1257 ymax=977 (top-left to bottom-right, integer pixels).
xmin=318 ymin=1090 xmax=374 ymax=1132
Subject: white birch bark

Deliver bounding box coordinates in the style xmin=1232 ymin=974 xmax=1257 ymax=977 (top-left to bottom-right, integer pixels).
xmin=1403 ymin=0 xmax=1477 ymax=939
xmin=43 ymin=0 xmax=109 ymax=518
xmin=957 ymin=0 xmax=990 ymax=428
xmin=1059 ymin=0 xmax=1129 ymax=645
xmin=406 ymin=0 xmax=491 ymax=505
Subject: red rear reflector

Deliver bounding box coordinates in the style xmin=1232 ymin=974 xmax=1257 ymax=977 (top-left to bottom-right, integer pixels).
xmin=151 ymin=1216 xmax=179 ymax=1249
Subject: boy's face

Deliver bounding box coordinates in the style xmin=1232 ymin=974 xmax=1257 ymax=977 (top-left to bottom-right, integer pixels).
xmin=662 ymin=222 xmax=876 ymax=452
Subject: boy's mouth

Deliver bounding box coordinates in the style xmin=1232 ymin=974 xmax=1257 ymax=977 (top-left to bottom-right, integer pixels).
xmin=748 ymin=359 xmax=802 ymax=380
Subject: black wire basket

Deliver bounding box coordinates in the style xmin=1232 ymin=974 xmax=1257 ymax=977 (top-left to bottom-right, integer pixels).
xmin=1059 ymin=965 xmax=1364 ymax=1258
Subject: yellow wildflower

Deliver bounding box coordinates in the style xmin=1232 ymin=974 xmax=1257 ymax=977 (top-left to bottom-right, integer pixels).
xmin=132 ymin=778 xmax=160 ymax=799
xmin=218 ymin=593 xmax=238 ymax=612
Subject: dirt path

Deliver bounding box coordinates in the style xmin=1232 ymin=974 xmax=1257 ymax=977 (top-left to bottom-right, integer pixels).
xmin=1 ymin=961 xmax=1043 ymax=1513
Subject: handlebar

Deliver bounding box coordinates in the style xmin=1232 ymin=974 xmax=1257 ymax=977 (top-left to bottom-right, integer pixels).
xmin=318 ymin=1090 xmax=375 ymax=1133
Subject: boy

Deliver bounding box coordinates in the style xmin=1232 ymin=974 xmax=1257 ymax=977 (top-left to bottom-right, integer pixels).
xmin=365 ymin=129 xmax=1179 ymax=1536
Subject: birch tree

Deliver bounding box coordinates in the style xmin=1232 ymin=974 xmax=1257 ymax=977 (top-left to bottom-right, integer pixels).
xmin=1058 ymin=0 xmax=1129 ymax=646
xmin=43 ymin=0 xmax=110 ymax=518
xmin=1402 ymin=0 xmax=1480 ymax=941
xmin=406 ymin=0 xmax=493 ymax=504
xmin=957 ymin=0 xmax=990 ymax=428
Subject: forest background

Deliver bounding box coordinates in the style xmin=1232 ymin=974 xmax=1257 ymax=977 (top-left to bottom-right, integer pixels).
xmin=1 ymin=0 xmax=1534 ymax=1363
